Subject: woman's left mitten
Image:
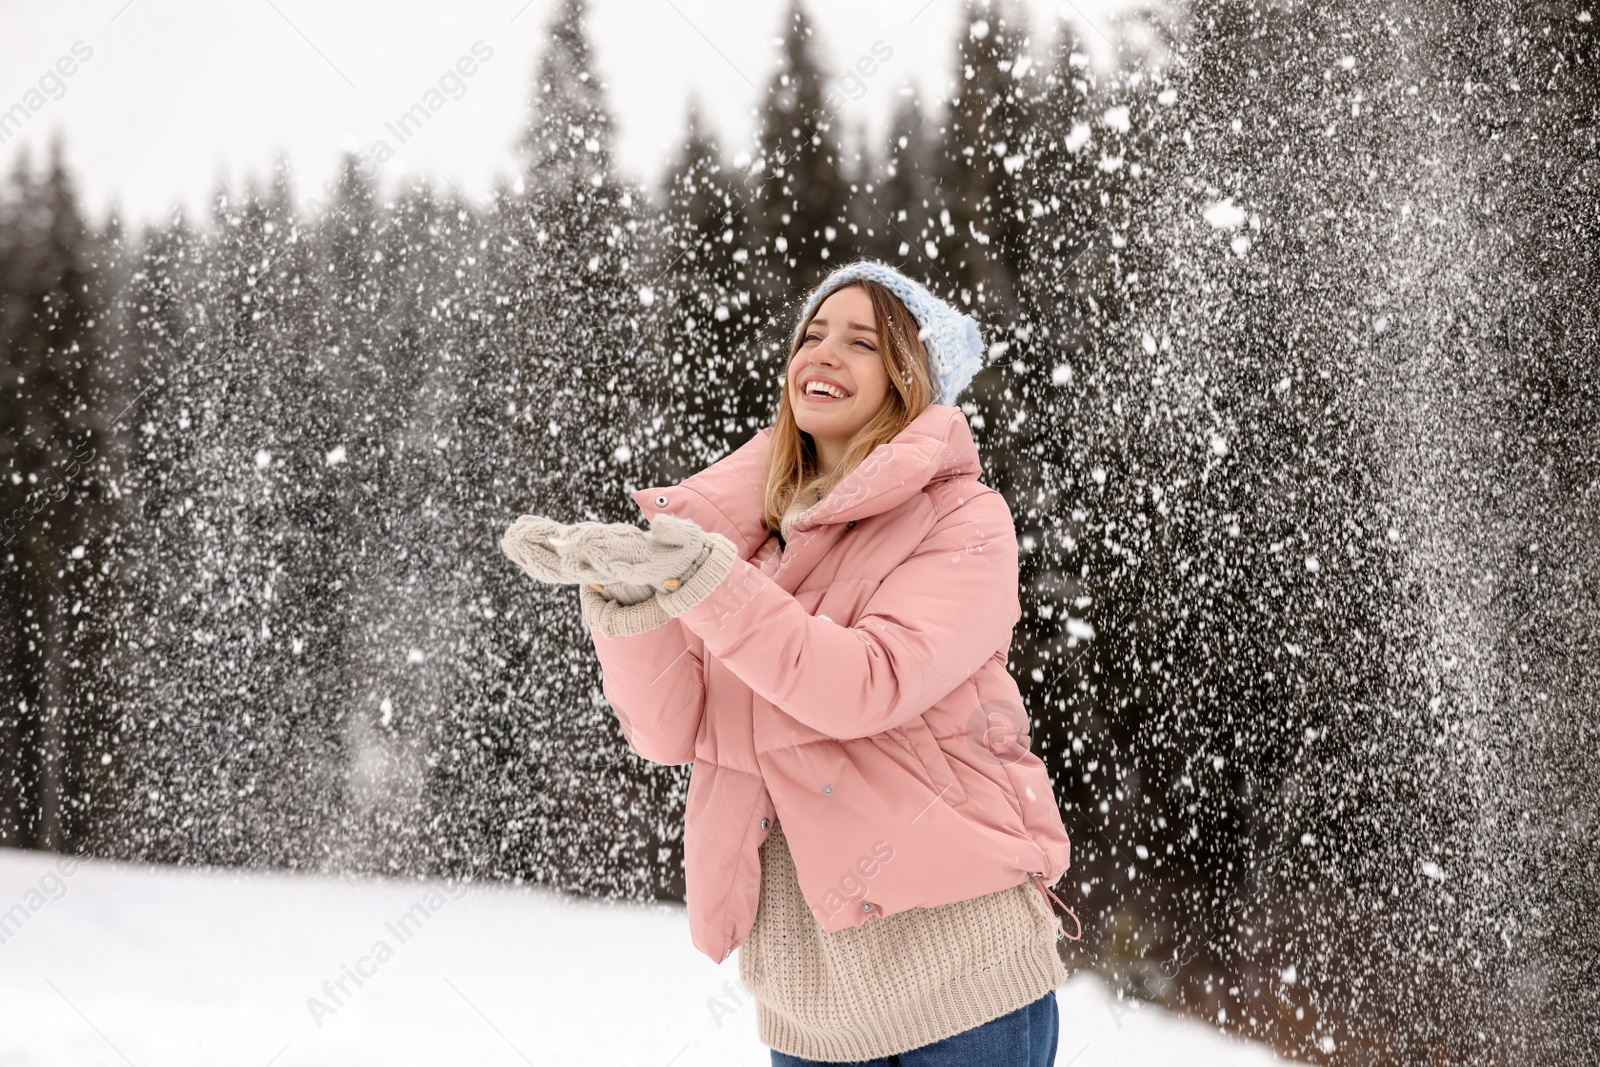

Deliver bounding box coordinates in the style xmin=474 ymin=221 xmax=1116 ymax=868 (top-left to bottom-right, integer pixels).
xmin=501 ymin=514 xmax=584 ymax=584
xmin=560 ymin=514 xmax=708 ymax=592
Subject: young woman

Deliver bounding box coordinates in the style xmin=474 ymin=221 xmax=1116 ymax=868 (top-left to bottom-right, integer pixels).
xmin=502 ymin=258 xmax=1081 ymax=1065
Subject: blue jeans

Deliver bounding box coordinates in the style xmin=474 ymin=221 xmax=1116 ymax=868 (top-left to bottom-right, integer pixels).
xmin=769 ymin=988 xmax=1059 ymax=1067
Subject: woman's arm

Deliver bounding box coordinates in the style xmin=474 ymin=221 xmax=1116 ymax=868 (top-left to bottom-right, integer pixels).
xmin=656 ymin=487 xmax=1022 ymax=741
xmin=503 ymin=510 xmax=717 ymax=765
xmin=580 ymin=586 xmax=708 ymax=766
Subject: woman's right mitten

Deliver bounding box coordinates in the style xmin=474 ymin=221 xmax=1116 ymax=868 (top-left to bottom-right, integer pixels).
xmin=651 ymin=516 xmax=741 ymax=620
xmin=594 ymin=579 xmax=657 ymax=606
xmin=579 ymin=516 xmax=732 ymax=637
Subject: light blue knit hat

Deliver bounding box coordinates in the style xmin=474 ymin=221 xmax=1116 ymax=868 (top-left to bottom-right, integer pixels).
xmin=790 ymin=258 xmax=987 ymax=407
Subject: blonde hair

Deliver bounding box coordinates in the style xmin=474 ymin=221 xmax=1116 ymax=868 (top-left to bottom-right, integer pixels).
xmin=762 ymin=278 xmax=936 ymax=535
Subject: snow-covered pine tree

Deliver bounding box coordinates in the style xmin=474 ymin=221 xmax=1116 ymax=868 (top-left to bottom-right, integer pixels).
xmin=0 ymin=138 xmax=119 ymax=854
xmin=922 ymin=0 xmax=1036 ymax=336
xmin=651 ymin=97 xmax=770 ymax=478
xmin=858 ymin=91 xmax=936 ymax=266
xmin=1452 ymin=5 xmax=1600 ymax=1060
xmin=746 ymin=0 xmax=853 ymax=318
xmin=426 ymin=0 xmax=663 ymax=902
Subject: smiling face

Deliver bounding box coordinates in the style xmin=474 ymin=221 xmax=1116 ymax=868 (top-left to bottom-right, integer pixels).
xmin=787 ymin=285 xmax=892 ymax=473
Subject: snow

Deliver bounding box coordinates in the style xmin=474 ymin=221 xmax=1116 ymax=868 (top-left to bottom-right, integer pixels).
xmin=1201 ymin=198 xmax=1247 ymax=229
xmin=0 ymin=847 xmax=1287 ymax=1066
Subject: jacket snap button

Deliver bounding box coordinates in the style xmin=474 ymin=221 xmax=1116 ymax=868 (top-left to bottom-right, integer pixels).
xmin=823 ymin=784 xmax=833 ymax=795
xmin=655 ymin=494 xmax=669 ymax=507
xmin=862 ymin=901 xmax=873 ymax=912
xmin=760 ymin=817 xmax=770 ymax=830
xmin=846 ymin=520 xmax=855 ymax=529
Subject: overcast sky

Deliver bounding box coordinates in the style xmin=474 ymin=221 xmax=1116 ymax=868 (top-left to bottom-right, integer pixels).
xmin=1 ymin=0 xmax=1129 ymax=231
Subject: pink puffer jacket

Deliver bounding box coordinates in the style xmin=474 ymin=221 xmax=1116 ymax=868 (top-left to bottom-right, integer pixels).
xmin=584 ymin=402 xmax=1076 ymax=964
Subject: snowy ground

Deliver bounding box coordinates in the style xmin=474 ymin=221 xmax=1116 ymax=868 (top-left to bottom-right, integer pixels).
xmin=0 ymin=847 xmax=1286 ymax=1066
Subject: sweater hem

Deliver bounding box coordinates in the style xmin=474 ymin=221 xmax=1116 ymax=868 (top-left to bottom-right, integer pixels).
xmin=755 ymin=923 xmax=1068 ymax=1062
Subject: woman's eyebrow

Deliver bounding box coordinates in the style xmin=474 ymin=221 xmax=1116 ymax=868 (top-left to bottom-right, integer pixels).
xmin=810 ymin=317 xmax=878 ymax=334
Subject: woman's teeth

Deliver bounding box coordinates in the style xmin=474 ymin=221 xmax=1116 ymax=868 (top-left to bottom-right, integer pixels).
xmin=804 ymin=381 xmax=849 ymax=399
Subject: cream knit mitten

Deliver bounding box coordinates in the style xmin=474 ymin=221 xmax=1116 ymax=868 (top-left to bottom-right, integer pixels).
xmin=502 ymin=513 xmax=702 ymax=587
xmin=577 ymin=514 xmax=741 ymax=637
xmin=501 ymin=512 xmax=739 ymax=637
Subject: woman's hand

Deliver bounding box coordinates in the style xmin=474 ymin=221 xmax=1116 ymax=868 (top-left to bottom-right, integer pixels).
xmin=500 ymin=512 xmax=712 ymax=598
xmin=500 ymin=514 xmax=634 ymax=586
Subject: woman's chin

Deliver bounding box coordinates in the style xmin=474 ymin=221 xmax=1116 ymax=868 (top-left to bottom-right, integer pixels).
xmin=796 ymin=414 xmax=849 ymax=440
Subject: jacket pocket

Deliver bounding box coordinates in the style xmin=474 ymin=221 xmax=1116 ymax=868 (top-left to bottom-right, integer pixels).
xmin=896 ymin=715 xmax=968 ymax=807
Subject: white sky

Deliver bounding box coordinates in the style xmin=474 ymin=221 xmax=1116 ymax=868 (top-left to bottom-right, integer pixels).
xmin=0 ymin=0 xmax=1130 ymax=233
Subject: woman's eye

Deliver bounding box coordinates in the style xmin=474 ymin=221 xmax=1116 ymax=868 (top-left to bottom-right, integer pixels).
xmin=799 ymin=332 xmax=872 ymax=349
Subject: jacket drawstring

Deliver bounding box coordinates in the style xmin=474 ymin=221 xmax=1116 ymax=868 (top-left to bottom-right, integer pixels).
xmin=1030 ymin=872 xmax=1083 ymax=942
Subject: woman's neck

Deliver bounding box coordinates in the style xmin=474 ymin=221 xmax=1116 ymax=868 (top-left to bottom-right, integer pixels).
xmin=808 ymin=431 xmax=850 ymax=476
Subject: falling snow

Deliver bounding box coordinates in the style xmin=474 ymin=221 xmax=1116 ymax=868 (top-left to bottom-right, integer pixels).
xmin=0 ymin=0 xmax=1595 ymax=1064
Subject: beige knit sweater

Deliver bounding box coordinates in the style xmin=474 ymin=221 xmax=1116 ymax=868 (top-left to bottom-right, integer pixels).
xmin=588 ymin=493 xmax=1068 ymax=1060
xmin=744 ymin=818 xmax=1068 ymax=1060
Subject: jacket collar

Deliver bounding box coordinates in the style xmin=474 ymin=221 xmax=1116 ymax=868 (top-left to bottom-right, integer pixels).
xmin=630 ymin=403 xmax=981 ymax=557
